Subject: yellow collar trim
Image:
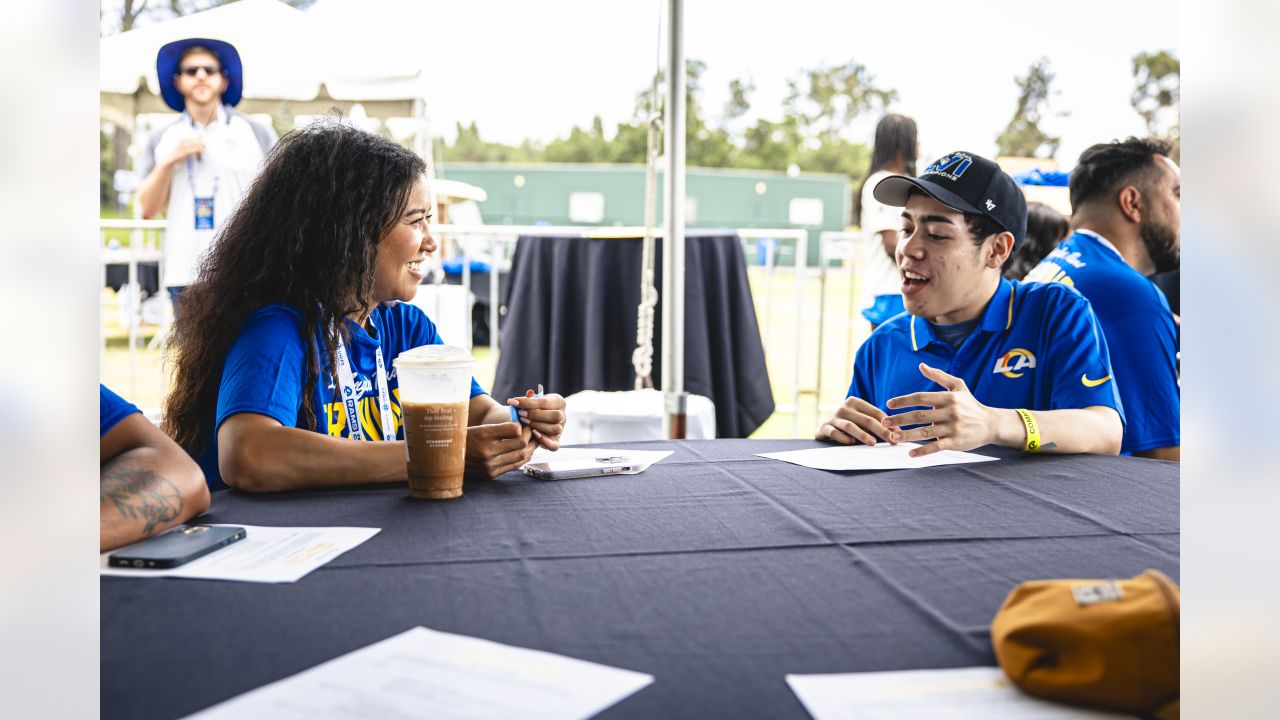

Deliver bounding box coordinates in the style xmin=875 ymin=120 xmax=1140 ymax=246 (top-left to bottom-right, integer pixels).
xmin=1006 ymin=284 xmax=1016 ymax=330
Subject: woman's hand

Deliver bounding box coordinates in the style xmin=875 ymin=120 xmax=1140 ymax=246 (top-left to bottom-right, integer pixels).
xmin=465 ymin=421 xmax=535 ymax=479
xmin=508 ymin=394 xmax=567 ymax=451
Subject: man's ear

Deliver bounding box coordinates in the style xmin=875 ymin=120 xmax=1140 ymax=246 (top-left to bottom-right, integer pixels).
xmin=1117 ymin=185 xmax=1143 ymax=224
xmin=987 ymin=231 xmax=1015 ymax=268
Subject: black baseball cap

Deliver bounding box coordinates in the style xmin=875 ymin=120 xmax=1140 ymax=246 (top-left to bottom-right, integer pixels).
xmin=873 ymin=150 xmax=1027 ymax=249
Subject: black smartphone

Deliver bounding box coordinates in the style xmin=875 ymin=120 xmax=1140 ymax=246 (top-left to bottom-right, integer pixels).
xmin=108 ymin=525 xmax=247 ymax=569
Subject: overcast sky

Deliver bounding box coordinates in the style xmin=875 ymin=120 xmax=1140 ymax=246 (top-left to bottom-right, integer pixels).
xmin=122 ymin=0 xmax=1180 ymax=168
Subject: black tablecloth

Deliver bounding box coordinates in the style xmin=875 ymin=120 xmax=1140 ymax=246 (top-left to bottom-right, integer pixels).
xmin=492 ymin=231 xmax=775 ymax=437
xmin=101 ymin=441 xmax=1178 ymax=719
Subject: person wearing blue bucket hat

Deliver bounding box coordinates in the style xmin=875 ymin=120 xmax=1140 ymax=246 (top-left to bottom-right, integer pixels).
xmin=136 ymin=37 xmax=276 ymax=315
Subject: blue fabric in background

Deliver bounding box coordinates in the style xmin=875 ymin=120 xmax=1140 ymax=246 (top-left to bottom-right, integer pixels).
xmin=1012 ymin=168 xmax=1071 ymax=186
xmin=443 ymin=256 xmax=492 ymax=274
xmin=860 ymin=293 xmax=906 ymax=327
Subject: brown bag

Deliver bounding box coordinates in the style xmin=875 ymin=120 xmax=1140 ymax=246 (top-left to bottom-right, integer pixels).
xmin=991 ymin=569 xmax=1179 ymax=719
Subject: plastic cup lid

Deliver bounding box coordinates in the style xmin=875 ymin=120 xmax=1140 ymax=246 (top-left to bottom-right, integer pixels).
xmin=393 ymin=344 xmax=474 ymax=369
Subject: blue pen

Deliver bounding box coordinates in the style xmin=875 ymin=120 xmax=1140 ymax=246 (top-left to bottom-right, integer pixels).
xmin=509 ymin=384 xmax=545 ymax=424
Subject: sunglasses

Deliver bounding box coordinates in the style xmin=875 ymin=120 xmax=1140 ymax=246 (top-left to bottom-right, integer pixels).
xmin=176 ymin=65 xmax=226 ymax=78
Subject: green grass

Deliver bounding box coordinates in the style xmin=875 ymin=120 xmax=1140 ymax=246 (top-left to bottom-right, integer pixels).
xmin=99 ymin=265 xmax=869 ymax=438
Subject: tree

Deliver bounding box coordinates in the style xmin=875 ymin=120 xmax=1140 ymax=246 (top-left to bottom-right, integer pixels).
xmin=1131 ymin=50 xmax=1180 ymax=160
xmin=721 ymin=76 xmax=755 ymax=141
xmin=544 ymin=116 xmax=612 ymax=163
xmin=784 ymin=61 xmax=896 ymax=145
xmin=739 ymin=116 xmax=803 ymax=172
xmin=444 ymin=122 xmax=542 ymax=163
xmin=101 ymin=126 xmax=117 ymax=209
xmin=608 ymin=121 xmax=650 ymax=164
xmin=995 ymin=57 xmax=1062 ymax=158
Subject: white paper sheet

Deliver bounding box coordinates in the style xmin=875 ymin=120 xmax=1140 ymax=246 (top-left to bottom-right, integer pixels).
xmin=184 ymin=626 xmax=654 ymax=720
xmin=525 ymin=446 xmax=674 ymax=475
xmin=787 ymin=667 xmax=1129 ymax=719
xmin=757 ymin=442 xmax=997 ymax=472
xmin=100 ymin=524 xmax=379 ymax=584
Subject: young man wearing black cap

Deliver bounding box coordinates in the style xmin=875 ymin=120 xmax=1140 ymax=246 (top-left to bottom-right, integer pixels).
xmin=818 ymin=151 xmax=1124 ymax=457
xmin=136 ymin=38 xmax=276 ymax=312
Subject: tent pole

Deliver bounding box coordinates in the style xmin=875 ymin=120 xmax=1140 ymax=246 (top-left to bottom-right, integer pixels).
xmin=413 ymin=97 xmax=431 ymax=168
xmin=661 ymin=0 xmax=687 ymax=439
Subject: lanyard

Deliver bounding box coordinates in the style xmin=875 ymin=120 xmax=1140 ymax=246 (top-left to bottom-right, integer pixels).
xmin=182 ymin=111 xmax=221 ymax=200
xmin=185 ymin=156 xmax=220 ymax=199
xmin=334 ymin=328 xmax=396 ymax=442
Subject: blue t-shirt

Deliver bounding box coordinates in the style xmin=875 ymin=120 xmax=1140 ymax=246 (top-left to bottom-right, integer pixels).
xmin=1025 ymin=231 xmax=1179 ymax=454
xmin=847 ymin=278 xmax=1125 ymax=429
xmin=100 ymin=384 xmax=140 ymax=438
xmin=200 ymin=302 xmax=487 ymax=489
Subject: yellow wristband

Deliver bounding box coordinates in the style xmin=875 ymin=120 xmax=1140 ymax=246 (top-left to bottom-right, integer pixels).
xmin=1015 ymin=409 xmax=1042 ymax=453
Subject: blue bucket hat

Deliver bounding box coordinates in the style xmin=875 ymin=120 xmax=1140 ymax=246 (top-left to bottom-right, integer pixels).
xmin=156 ymin=37 xmax=243 ymax=111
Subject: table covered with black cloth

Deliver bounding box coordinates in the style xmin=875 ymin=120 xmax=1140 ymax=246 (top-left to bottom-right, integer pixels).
xmin=101 ymin=440 xmax=1178 ymax=719
xmin=491 ymin=231 xmax=774 ymax=437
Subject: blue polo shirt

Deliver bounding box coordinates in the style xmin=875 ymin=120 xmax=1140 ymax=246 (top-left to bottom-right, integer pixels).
xmin=100 ymin=384 xmax=140 ymax=438
xmin=847 ymin=278 xmax=1124 ymax=427
xmin=199 ymin=301 xmax=487 ymax=490
xmin=1025 ymin=230 xmax=1179 ymax=454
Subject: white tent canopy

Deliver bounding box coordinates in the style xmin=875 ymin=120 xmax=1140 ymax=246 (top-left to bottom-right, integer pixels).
xmin=99 ymin=0 xmax=429 ymax=128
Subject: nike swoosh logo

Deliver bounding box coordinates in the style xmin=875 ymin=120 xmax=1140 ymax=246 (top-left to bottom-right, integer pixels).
xmin=1081 ymin=373 xmax=1112 ymax=388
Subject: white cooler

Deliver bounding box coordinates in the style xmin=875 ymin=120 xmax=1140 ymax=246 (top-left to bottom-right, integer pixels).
xmin=560 ymin=389 xmax=716 ymax=445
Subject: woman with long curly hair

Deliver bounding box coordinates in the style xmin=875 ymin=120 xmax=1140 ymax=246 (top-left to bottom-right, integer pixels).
xmin=163 ymin=119 xmax=565 ymax=491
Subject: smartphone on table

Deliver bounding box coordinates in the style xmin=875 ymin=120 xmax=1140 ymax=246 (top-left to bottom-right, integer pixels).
xmin=108 ymin=525 xmax=247 ymax=569
xmin=522 ymin=455 xmax=636 ymax=481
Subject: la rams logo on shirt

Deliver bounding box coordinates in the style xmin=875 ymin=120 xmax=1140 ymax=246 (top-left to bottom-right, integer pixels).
xmin=993 ymin=348 xmax=1037 ymax=378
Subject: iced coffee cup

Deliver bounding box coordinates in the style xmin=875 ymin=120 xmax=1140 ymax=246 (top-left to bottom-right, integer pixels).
xmin=393 ymin=345 xmax=474 ymax=500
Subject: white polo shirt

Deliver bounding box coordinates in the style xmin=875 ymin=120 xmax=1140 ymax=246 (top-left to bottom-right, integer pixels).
xmin=139 ymin=105 xmax=275 ymax=287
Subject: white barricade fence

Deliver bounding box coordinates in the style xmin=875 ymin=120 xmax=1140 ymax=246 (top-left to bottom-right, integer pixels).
xmin=100 ymin=218 xmax=166 ymax=401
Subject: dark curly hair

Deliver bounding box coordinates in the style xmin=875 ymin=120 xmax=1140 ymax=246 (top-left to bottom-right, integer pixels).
xmin=163 ymin=118 xmax=427 ymax=453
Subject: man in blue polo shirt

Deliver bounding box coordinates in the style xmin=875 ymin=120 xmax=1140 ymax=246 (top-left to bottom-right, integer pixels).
xmin=1025 ymin=138 xmax=1179 ymax=460
xmin=818 ymin=150 xmax=1124 ymax=457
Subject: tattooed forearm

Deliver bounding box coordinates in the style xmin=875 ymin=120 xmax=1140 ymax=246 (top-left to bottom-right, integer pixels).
xmin=100 ymin=463 xmax=184 ymax=537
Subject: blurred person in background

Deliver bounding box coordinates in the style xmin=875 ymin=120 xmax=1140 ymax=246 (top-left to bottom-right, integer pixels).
xmin=135 ymin=38 xmax=276 ymax=316
xmin=1025 ymin=137 xmax=1180 ymax=460
xmin=819 ymin=151 xmax=1123 ymax=457
xmin=101 ymin=385 xmax=209 ymax=552
xmin=855 ymin=114 xmax=918 ymax=330
xmin=1003 ymin=201 xmax=1069 ymax=280
xmin=162 ymin=120 xmax=566 ymax=493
